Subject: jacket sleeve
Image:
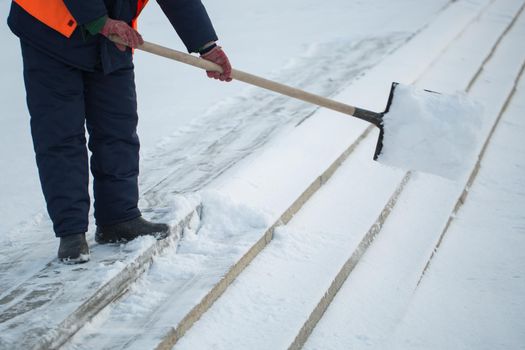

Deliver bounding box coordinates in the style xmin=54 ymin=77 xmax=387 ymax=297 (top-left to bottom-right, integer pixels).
xmin=63 ymin=0 xmax=108 ymax=25
xmin=156 ymin=0 xmax=219 ymax=53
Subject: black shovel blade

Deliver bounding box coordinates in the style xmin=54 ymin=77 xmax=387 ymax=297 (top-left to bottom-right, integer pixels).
xmin=352 ymin=82 xmax=399 ymax=160
xmin=373 ymin=82 xmax=399 ymax=160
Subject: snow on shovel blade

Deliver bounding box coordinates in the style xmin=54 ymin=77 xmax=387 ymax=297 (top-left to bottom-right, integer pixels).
xmin=375 ymin=82 xmax=483 ymax=181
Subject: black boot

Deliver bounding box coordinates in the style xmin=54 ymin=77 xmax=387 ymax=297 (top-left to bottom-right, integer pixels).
xmin=95 ymin=216 xmax=170 ymax=244
xmin=58 ymin=233 xmax=90 ymax=264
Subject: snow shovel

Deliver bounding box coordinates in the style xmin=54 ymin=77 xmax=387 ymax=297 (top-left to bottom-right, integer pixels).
xmin=130 ymin=40 xmax=483 ymax=180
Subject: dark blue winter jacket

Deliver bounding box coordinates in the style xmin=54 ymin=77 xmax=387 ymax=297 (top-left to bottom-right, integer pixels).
xmin=8 ymin=0 xmax=218 ymax=73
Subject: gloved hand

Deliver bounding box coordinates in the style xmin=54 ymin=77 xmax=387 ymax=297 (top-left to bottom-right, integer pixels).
xmin=200 ymin=45 xmax=233 ymax=82
xmin=100 ymin=18 xmax=144 ymax=52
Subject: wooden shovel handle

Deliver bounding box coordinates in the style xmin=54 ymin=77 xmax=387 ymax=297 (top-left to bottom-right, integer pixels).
xmin=138 ymin=40 xmax=359 ymax=117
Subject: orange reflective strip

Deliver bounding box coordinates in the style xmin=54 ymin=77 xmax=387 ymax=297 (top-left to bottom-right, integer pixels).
xmin=132 ymin=0 xmax=149 ymax=30
xmin=13 ymin=0 xmax=77 ymax=37
xmin=137 ymin=0 xmax=149 ymax=16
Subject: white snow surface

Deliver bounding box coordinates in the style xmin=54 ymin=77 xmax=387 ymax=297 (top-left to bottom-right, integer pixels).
xmin=379 ymin=84 xmax=483 ymax=180
xmin=304 ymin=1 xmax=525 ymax=349
xmin=1 ymin=0 xmax=525 ymax=349
xmin=173 ymin=0 xmax=525 ymax=349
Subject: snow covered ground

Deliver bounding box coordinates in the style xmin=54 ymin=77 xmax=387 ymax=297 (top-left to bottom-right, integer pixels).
xmin=1 ymin=0 xmax=524 ymax=349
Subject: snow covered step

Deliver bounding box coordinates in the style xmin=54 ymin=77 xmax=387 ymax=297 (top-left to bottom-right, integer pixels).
xmin=418 ymin=0 xmax=525 ymax=283
xmin=62 ymin=108 xmax=378 ymax=350
xmin=384 ymin=66 xmax=525 ymax=350
xmin=303 ymin=1 xmax=525 ymax=349
xmin=60 ymin=1 xmax=502 ymax=349
xmin=174 ymin=132 xmax=408 ymax=350
xmin=419 ymin=0 xmax=525 ymax=92
xmin=326 ymin=0 xmax=494 ymax=115
xmin=0 ymin=206 xmax=199 ymax=350
xmin=153 ymin=2 xmax=525 ymax=349
xmin=175 ymin=1 xmax=525 ymax=349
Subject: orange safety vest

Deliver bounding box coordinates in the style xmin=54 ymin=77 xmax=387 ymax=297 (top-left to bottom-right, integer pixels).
xmin=13 ymin=0 xmax=149 ymax=38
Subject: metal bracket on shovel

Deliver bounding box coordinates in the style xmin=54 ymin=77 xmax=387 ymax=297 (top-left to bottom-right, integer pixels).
xmin=354 ymin=82 xmax=399 ymax=160
xmin=117 ymin=38 xmax=397 ymax=159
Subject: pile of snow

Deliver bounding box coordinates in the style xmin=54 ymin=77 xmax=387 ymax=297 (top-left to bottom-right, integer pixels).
xmin=378 ymin=84 xmax=483 ymax=180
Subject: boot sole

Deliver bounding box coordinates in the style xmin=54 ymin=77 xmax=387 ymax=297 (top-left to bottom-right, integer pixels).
xmin=95 ymin=231 xmax=170 ymax=245
xmin=58 ymin=253 xmax=91 ymax=265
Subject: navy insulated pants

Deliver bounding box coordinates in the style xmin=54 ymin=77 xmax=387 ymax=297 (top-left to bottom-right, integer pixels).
xmin=21 ymin=42 xmax=141 ymax=237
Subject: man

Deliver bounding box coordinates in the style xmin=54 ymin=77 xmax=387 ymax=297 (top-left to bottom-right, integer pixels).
xmin=8 ymin=0 xmax=232 ymax=264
